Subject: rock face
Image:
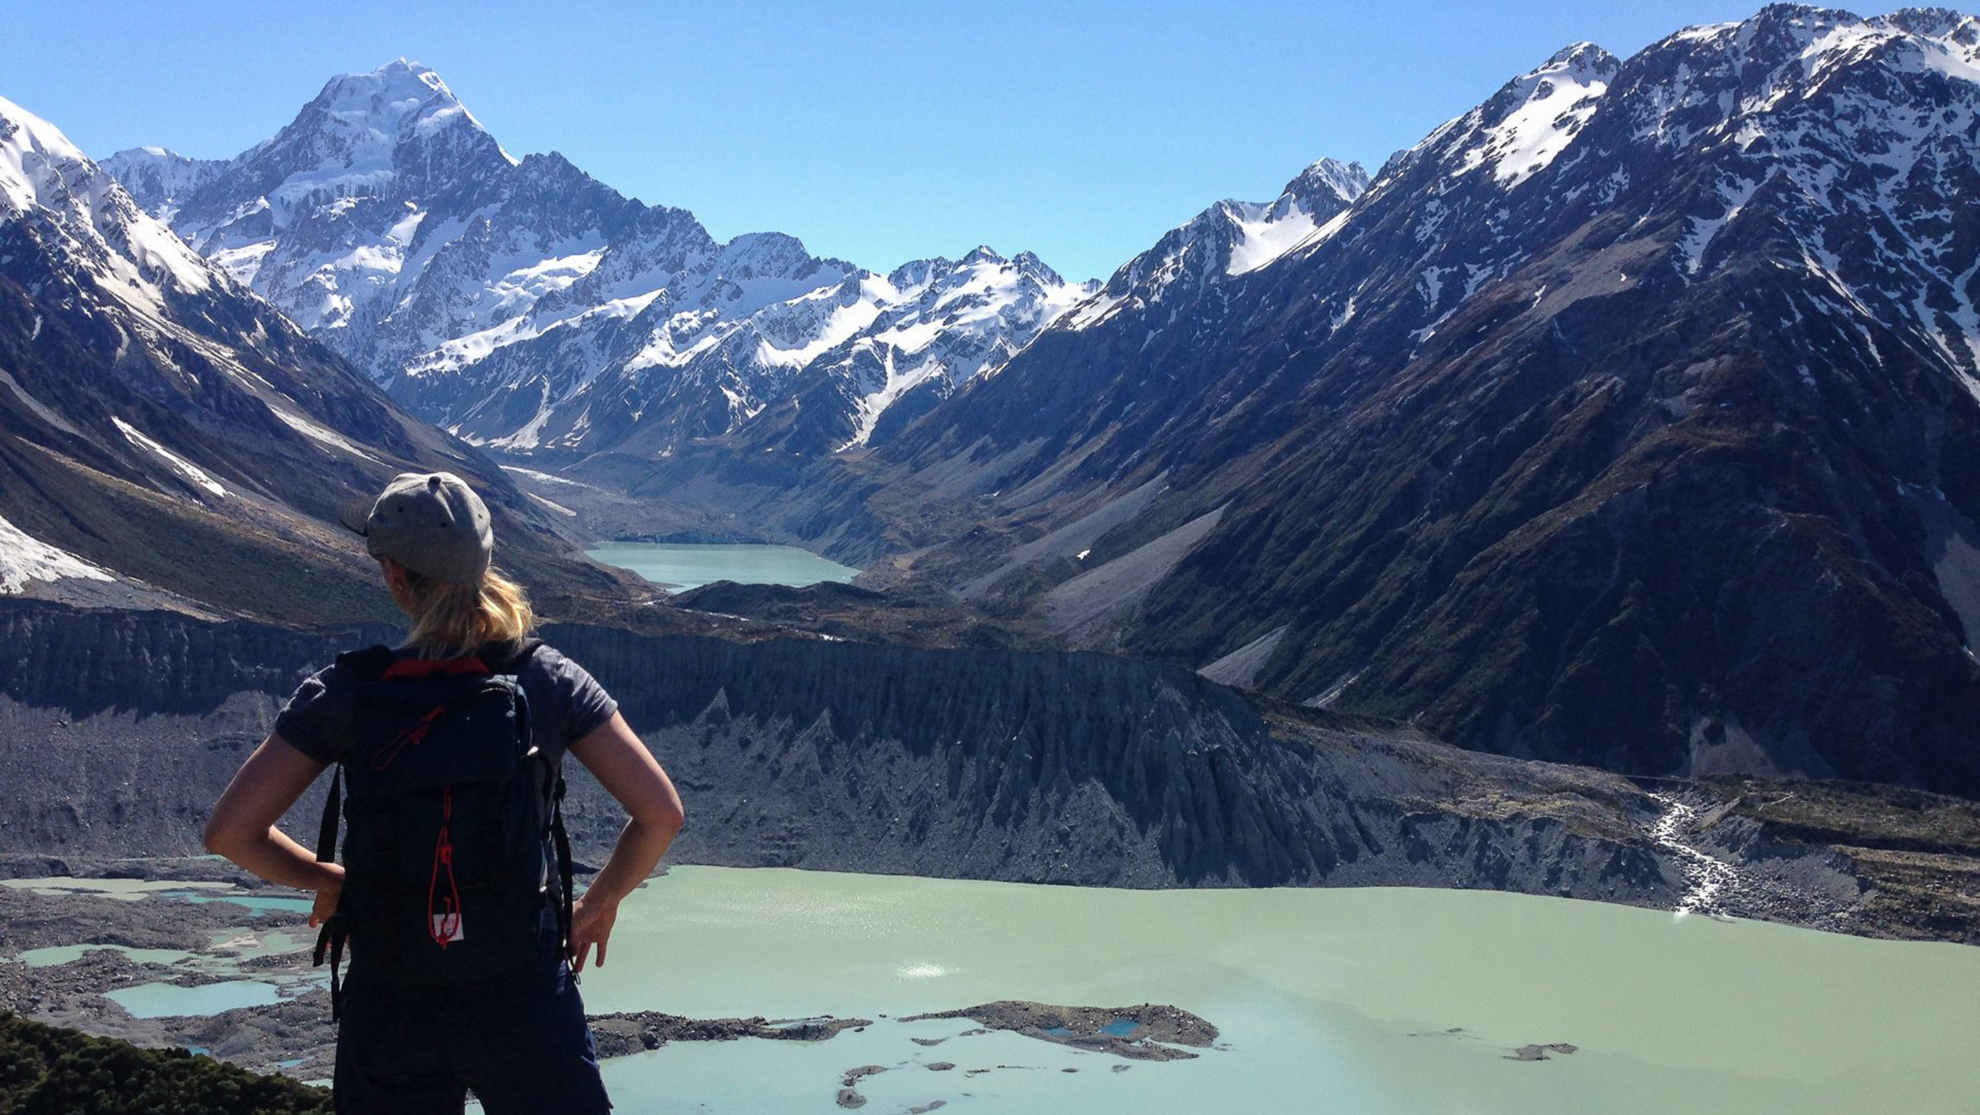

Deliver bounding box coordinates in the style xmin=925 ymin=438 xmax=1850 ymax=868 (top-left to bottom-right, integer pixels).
xmin=793 ymin=6 xmax=1980 ymax=797
xmin=0 ymin=599 xmax=1671 ymax=904
xmin=0 ymin=92 xmax=625 ymax=625
xmin=101 ymin=62 xmax=1092 ymax=462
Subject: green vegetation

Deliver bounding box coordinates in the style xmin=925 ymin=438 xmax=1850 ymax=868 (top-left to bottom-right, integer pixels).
xmin=0 ymin=1013 xmax=329 ymax=1115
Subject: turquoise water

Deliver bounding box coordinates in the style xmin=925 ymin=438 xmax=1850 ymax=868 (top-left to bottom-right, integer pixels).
xmin=585 ymin=542 xmax=860 ymax=592
xmin=106 ymin=980 xmax=285 ymax=1018
xmin=179 ymin=892 xmax=313 ymax=914
xmin=15 ymin=866 xmax=1980 ymax=1111
xmin=0 ymin=877 xmax=314 ymax=915
xmin=17 ymin=944 xmax=194 ymax=968
xmin=584 ymin=866 xmax=1980 ymax=1115
xmin=0 ymin=878 xmax=232 ymax=900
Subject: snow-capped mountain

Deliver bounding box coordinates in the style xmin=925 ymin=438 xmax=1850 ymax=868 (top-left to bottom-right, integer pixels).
xmin=1069 ymin=156 xmax=1370 ymax=330
xmin=386 ymin=242 xmax=1093 ymax=459
xmin=0 ymin=92 xmax=619 ymax=621
xmin=792 ymin=247 xmax=1098 ymax=451
xmin=809 ymin=5 xmax=1980 ymax=797
xmin=1 ymin=99 xmax=223 ymax=325
xmin=106 ymin=60 xmax=1089 ymax=461
xmin=108 ymin=60 xmax=664 ymax=366
xmin=96 ymin=146 xmax=225 ymax=222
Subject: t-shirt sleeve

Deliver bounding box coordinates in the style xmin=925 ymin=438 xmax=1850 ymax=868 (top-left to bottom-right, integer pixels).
xmin=271 ymin=662 xmax=350 ymax=764
xmin=552 ymin=649 xmax=619 ymax=743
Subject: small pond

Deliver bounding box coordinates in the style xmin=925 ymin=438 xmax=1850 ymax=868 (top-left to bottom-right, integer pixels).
xmin=105 ymin=979 xmax=286 ymax=1019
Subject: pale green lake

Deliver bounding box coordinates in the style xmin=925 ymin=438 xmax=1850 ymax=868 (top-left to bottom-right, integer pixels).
xmin=583 ymin=866 xmax=1980 ymax=1115
xmin=585 ymin=542 xmax=860 ymax=592
xmin=0 ymin=877 xmax=232 ymax=900
xmin=181 ymin=892 xmax=314 ymax=914
xmin=11 ymin=867 xmax=1978 ymax=1111
xmin=106 ymin=979 xmax=285 ymax=1018
xmin=17 ymin=944 xmax=194 ymax=968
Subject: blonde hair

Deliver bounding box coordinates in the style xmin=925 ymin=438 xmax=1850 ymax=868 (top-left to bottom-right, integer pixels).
xmin=400 ymin=565 xmax=536 ymax=658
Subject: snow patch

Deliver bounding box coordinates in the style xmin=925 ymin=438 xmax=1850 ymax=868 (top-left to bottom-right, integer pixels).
xmin=1227 ymin=203 xmax=1320 ymax=277
xmin=0 ymin=512 xmax=115 ymax=593
xmin=1454 ymin=47 xmax=1614 ymax=187
xmin=268 ymin=407 xmax=382 ymax=462
xmin=528 ymin=492 xmax=577 ymax=517
xmin=111 ymin=417 xmax=226 ymax=497
xmin=1679 ymin=175 xmax=1763 ymax=275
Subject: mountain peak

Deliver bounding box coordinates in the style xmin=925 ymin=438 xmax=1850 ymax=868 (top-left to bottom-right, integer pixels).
xmin=1543 ymin=41 xmax=1621 ymax=73
xmin=0 ymin=93 xmax=99 ymax=217
xmin=306 ymin=57 xmax=470 ymax=137
xmin=1281 ymin=157 xmax=1371 ymax=207
xmin=1448 ymin=40 xmax=1618 ymax=188
xmin=0 ymin=94 xmax=85 ymax=162
xmin=0 ymin=94 xmax=216 ymax=313
xmin=335 ymin=57 xmax=446 ymax=93
xmin=98 ymin=146 xmax=226 ymax=215
xmin=1882 ymin=6 xmax=1980 ymax=41
xmin=961 ymin=245 xmax=1006 ymax=265
xmin=1010 ymin=250 xmax=1066 ymax=285
xmin=886 ymin=256 xmax=953 ymax=289
xmin=179 ymin=57 xmax=515 ymax=235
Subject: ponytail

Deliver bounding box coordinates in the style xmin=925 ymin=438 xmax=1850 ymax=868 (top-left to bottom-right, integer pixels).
xmin=400 ymin=566 xmax=535 ymax=657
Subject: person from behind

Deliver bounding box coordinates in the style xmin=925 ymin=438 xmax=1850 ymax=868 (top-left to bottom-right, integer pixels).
xmin=204 ymin=471 xmax=684 ymax=1114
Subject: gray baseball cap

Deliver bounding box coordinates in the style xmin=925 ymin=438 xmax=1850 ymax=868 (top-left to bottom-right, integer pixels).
xmin=337 ymin=472 xmax=493 ymax=585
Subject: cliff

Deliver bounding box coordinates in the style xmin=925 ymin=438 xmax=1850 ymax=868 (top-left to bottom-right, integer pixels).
xmin=0 ymin=599 xmax=1668 ymax=904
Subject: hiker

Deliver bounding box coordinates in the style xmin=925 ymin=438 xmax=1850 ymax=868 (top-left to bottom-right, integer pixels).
xmin=204 ymin=471 xmax=684 ymax=1114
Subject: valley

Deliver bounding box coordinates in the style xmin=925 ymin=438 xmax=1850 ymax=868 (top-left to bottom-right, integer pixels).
xmin=2 ymin=4 xmax=1978 ymax=1111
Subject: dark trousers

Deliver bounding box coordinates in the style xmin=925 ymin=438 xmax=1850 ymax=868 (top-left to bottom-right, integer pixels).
xmin=333 ymin=948 xmax=612 ymax=1114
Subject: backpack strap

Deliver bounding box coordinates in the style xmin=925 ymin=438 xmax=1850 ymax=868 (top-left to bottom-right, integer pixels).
xmin=310 ymin=647 xmax=388 ymax=865
xmin=310 ymin=761 xmax=348 ymax=1021
xmin=311 ymin=644 xmax=393 ymax=1021
xmin=499 ymin=637 xmax=577 ymax=975
xmin=551 ymin=771 xmax=577 ymax=980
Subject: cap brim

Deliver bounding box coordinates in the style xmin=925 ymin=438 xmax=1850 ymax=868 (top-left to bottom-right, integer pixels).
xmin=335 ymin=496 xmax=374 ymax=537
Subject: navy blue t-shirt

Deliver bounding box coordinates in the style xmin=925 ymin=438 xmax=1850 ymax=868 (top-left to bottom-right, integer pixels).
xmin=274 ymin=640 xmax=619 ymax=766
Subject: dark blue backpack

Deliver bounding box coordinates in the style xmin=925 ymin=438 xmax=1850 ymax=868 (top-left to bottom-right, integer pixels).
xmin=311 ymin=638 xmax=575 ymax=1019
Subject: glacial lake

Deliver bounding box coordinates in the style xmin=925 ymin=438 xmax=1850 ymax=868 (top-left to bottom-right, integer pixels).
xmin=107 ymin=979 xmax=287 ymax=1019
xmin=586 ymin=542 xmax=861 ymax=593
xmin=583 ymin=866 xmax=1980 ymax=1115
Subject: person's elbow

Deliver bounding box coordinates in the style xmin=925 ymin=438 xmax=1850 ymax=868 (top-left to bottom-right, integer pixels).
xmin=201 ymin=814 xmax=233 ymax=857
xmin=639 ymin=793 xmax=685 ymax=840
xmin=202 ymin=812 xmax=251 ymax=859
xmin=657 ymin=796 xmax=686 ymax=839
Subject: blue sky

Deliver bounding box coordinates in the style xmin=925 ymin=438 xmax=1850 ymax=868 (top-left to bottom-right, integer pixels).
xmin=16 ymin=0 xmax=1775 ymax=280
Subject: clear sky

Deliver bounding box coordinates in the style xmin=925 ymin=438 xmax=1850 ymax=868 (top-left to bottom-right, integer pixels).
xmin=16 ymin=0 xmax=1783 ymax=280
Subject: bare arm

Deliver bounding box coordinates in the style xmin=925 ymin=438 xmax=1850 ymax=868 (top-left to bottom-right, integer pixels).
xmin=204 ymin=734 xmax=343 ymax=925
xmin=566 ymin=710 xmax=684 ymax=971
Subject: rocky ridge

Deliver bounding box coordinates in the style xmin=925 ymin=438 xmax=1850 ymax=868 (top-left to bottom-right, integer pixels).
xmin=758 ymin=6 xmax=1980 ymax=798
xmin=0 ymin=91 xmax=634 ymax=626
